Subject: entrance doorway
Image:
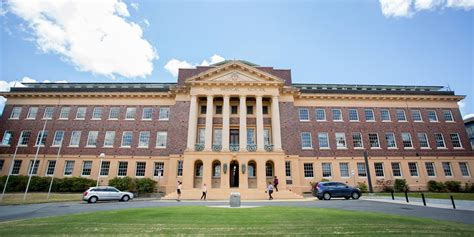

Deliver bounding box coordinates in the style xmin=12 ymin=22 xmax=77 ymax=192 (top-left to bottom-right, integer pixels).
xmin=229 ymin=160 xmax=239 ymax=188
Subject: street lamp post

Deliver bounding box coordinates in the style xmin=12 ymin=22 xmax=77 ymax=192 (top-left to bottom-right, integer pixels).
xmin=96 ymin=153 xmax=105 ymax=187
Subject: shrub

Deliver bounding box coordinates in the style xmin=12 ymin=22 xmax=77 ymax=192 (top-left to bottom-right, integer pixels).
xmin=108 ymin=177 xmax=137 ymax=192
xmin=136 ymin=178 xmax=157 ymax=193
xmin=444 ymin=181 xmax=461 ymax=192
xmin=376 ymin=179 xmax=393 ymax=192
xmin=357 ymin=182 xmax=368 ymax=193
xmin=320 ymin=178 xmax=330 ymax=182
xmin=427 ymin=180 xmax=447 ymax=192
xmin=394 ymin=179 xmax=409 ymax=192
xmin=465 ymin=183 xmax=474 ymax=193
xmin=0 ymin=175 xmax=95 ymax=192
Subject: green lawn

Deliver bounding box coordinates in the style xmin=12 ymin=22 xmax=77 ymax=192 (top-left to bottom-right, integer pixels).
xmin=0 ymin=206 xmax=472 ymax=236
xmin=0 ymin=193 xmax=82 ymax=205
xmin=374 ymin=192 xmax=474 ymax=200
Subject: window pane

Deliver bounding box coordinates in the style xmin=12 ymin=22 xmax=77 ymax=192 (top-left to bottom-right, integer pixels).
xmin=100 ymin=161 xmax=110 ymax=176
xmin=411 ymin=110 xmax=422 ymax=121
xmin=86 ymin=131 xmax=99 ymax=147
xmin=285 ymin=161 xmax=291 ymax=177
xmin=428 ymin=110 xmax=438 ymax=122
xmin=352 ymin=132 xmax=363 ymax=148
xmin=396 ymin=109 xmax=406 ymax=121
xmin=299 ymin=108 xmax=309 ymax=121
xmin=138 ymin=131 xmax=150 ymax=148
xmin=81 ymin=161 xmax=92 ymax=176
xmin=443 ymin=110 xmax=453 ymax=122
xmin=459 ymin=162 xmax=470 ymax=177
xmin=301 ymin=132 xmax=312 ymax=148
xmin=369 ymin=133 xmax=380 ymax=148
xmin=92 ymin=107 xmax=103 ymax=119
xmin=109 ymin=107 xmax=120 ymax=119
xmin=434 ymin=133 xmax=446 ymax=148
xmin=374 ymin=163 xmax=384 ymax=177
xmin=104 ymin=131 xmax=115 ymax=147
xmin=125 ymin=108 xmax=136 ymax=120
xmin=401 ymin=133 xmax=413 ymax=148
xmin=43 ymin=107 xmax=54 ymax=119
xmin=339 ymin=163 xmax=349 ymax=177
xmin=59 ymin=107 xmax=70 ymax=119
xmin=76 ymin=107 xmax=87 ymax=119
xmin=418 ymin=133 xmax=429 ymax=148
xmin=425 ymin=162 xmax=436 ymax=177
xmin=315 ymin=108 xmax=326 ymax=121
xmin=19 ymin=131 xmax=32 ymax=146
xmin=364 ymin=109 xmax=374 ymax=121
xmin=335 ymin=133 xmax=346 ymax=148
xmin=136 ymin=162 xmax=146 ymax=177
xmin=121 ymin=132 xmax=133 ymax=147
xmin=142 ymin=107 xmax=153 ymax=120
xmin=318 ymin=133 xmax=329 ymax=148
xmin=442 ymin=162 xmax=452 ymax=176
xmin=408 ymin=162 xmax=418 ymax=176
xmin=303 ymin=163 xmax=314 ymax=178
xmin=357 ymin=163 xmax=367 ymax=177
xmin=27 ymin=107 xmax=38 ymax=119
xmin=10 ymin=107 xmax=22 ymax=119
xmin=159 ymin=107 xmax=170 ymax=120
xmin=118 ymin=162 xmax=128 ymax=176
xmin=156 ymin=132 xmax=167 ymax=148
xmin=1 ymin=131 xmax=14 ymax=146
xmin=154 ymin=162 xmax=164 ymax=177
xmin=391 ymin=162 xmax=401 ymax=177
xmin=69 ymin=131 xmax=81 ymax=147
xmin=450 ymin=133 xmax=462 ymax=148
xmin=385 ymin=133 xmax=397 ymax=148
xmin=53 ymin=131 xmax=65 ymax=146
xmin=332 ymin=109 xmax=342 ymax=121
xmin=64 ymin=160 xmax=75 ymax=175
xmin=348 ymin=109 xmax=358 ymax=121
xmin=322 ymin=163 xmax=332 ymax=177
xmin=380 ymin=109 xmax=391 ymax=121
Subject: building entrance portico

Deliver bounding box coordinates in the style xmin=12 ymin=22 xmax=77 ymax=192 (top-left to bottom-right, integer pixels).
xmin=229 ymin=160 xmax=239 ymax=188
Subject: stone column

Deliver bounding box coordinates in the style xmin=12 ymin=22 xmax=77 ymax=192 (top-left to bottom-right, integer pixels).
xmin=222 ymin=95 xmax=230 ymax=152
xmin=239 ymin=96 xmax=247 ymax=152
xmin=186 ymin=95 xmax=198 ymax=150
xmin=256 ymin=95 xmax=264 ymax=151
xmin=271 ymin=96 xmax=282 ymax=151
xmin=204 ymin=95 xmax=214 ymax=151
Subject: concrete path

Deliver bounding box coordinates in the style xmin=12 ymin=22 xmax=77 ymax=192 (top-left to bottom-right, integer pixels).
xmin=0 ymin=198 xmax=473 ymax=225
xmin=363 ymin=195 xmax=474 ymax=211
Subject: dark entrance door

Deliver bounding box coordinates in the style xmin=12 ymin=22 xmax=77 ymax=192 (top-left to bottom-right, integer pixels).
xmin=229 ymin=160 xmax=239 ymax=188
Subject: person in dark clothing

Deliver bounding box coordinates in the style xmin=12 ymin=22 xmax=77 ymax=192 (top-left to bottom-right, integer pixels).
xmin=201 ymin=183 xmax=207 ymax=200
xmin=273 ymin=176 xmax=279 ymax=192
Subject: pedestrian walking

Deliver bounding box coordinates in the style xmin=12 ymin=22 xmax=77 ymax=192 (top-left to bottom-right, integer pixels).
xmin=273 ymin=176 xmax=279 ymax=192
xmin=201 ymin=183 xmax=207 ymax=200
xmin=177 ymin=181 xmax=182 ymax=202
xmin=267 ymin=182 xmax=274 ymax=200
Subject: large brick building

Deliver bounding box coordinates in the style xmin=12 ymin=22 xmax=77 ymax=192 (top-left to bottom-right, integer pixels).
xmin=0 ymin=60 xmax=472 ymax=199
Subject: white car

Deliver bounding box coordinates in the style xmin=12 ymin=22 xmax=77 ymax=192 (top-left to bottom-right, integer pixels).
xmin=83 ymin=186 xmax=134 ymax=203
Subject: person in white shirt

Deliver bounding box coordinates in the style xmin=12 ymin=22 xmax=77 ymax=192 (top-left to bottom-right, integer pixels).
xmin=177 ymin=181 xmax=182 ymax=202
xmin=267 ymin=182 xmax=274 ymax=200
xmin=201 ymin=183 xmax=207 ymax=200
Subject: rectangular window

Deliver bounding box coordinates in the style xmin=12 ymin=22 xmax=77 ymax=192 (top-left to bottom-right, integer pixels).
xmin=125 ymin=107 xmax=136 ymax=120
xmin=246 ymin=106 xmax=253 ymax=115
xmin=332 ymin=108 xmax=342 ymax=121
xmin=12 ymin=160 xmax=22 ymax=175
xmin=380 ymin=109 xmax=391 ymax=121
xmin=443 ymin=110 xmax=454 ymax=122
xmin=212 ymin=128 xmax=222 ymax=146
xmin=45 ymin=160 xmax=56 ymax=176
xmin=428 ymin=110 xmax=438 ymax=122
xmin=136 ymin=162 xmax=146 ymax=177
xmin=109 ymin=107 xmax=120 ymax=119
xmin=408 ymin=162 xmax=419 ymax=176
xmin=352 ymin=132 xmax=363 ymax=148
xmin=357 ymin=162 xmax=367 ymax=177
xmin=118 ymin=162 xmax=128 ymax=176
xmin=121 ymin=131 xmax=133 ymax=147
xmin=231 ymin=106 xmax=238 ymax=114
xmin=69 ymin=131 xmax=81 ymax=147
xmin=418 ymin=133 xmax=429 ymax=148
xmin=216 ymin=105 xmax=223 ymax=114
xmin=154 ymin=162 xmax=164 ymax=177
xmin=385 ymin=133 xmax=397 ymax=148
xmin=76 ymin=107 xmax=87 ymax=119
xmin=434 ymin=133 xmax=446 ymax=148
xmin=348 ymin=109 xmax=359 ymax=121
xmin=264 ymin=128 xmax=271 ymax=146
xmin=322 ymin=163 xmax=332 ymax=177
xmin=59 ymin=107 xmax=70 ymax=120
xmin=318 ymin=132 xmax=329 ymax=148
xmin=64 ymin=160 xmax=75 ymax=175
xmin=177 ymin=160 xmax=183 ymax=176
xmin=159 ymin=107 xmax=170 ymax=121
xmin=92 ymin=107 xmax=103 ymax=120
xmin=247 ymin=128 xmax=255 ymax=145
xmin=138 ymin=131 xmax=150 ymax=148
xmin=369 ymin=133 xmax=380 ymax=148
xmin=197 ymin=128 xmax=205 ymax=145
xmin=81 ymin=161 xmax=92 ymax=176
xmin=391 ymin=162 xmax=402 ymax=177
xmin=299 ymin=108 xmax=309 ymax=121
xmin=335 ymin=132 xmax=347 ymax=149
xmin=442 ymin=162 xmax=452 ymax=176
xmin=300 ymin=132 xmax=312 ymax=149
xmin=303 ymin=163 xmax=314 ymax=178
xmin=28 ymin=160 xmax=40 ymax=175
xmin=425 ymin=162 xmax=436 ymax=177
xmin=43 ymin=107 xmax=54 ymax=119
xmin=411 ymin=110 xmax=422 ymax=122
xmin=142 ymin=107 xmax=153 ymax=120
xmin=285 ymin=161 xmax=291 ymax=177
xmin=459 ymin=162 xmax=470 ymax=177
xmin=374 ymin=162 xmax=384 ymax=177
xmin=401 ymin=133 xmax=413 ymax=148
xmin=1 ymin=130 xmax=14 ymax=146
xmin=0 ymin=159 xmax=4 ymax=171
xmin=450 ymin=133 xmax=462 ymax=148
xmin=200 ymin=105 xmax=207 ymax=114
xmin=100 ymin=161 xmax=110 ymax=176
xmin=103 ymin=131 xmax=115 ymax=147
xmin=52 ymin=130 xmax=65 ymax=147
xmin=19 ymin=130 xmax=31 ymax=146
xmin=156 ymin=132 xmax=168 ymax=148
xmin=364 ymin=109 xmax=375 ymax=121
xmin=27 ymin=107 xmax=38 ymax=120
xmin=262 ymin=106 xmax=268 ymax=115
xmin=86 ymin=131 xmax=99 ymax=147
xmin=35 ymin=131 xmax=48 ymax=146
xmin=315 ymin=108 xmax=326 ymax=121
xmin=396 ymin=109 xmax=407 ymax=122
xmin=10 ymin=107 xmax=22 ymax=119
xmin=339 ymin=162 xmax=349 ymax=177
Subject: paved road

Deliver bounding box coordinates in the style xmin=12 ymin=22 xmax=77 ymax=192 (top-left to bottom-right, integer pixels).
xmin=0 ymin=198 xmax=473 ymax=224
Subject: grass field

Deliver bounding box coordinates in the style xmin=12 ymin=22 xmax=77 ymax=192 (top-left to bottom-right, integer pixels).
xmin=374 ymin=192 xmax=474 ymax=200
xmin=0 ymin=206 xmax=472 ymax=236
xmin=0 ymin=193 xmax=82 ymax=205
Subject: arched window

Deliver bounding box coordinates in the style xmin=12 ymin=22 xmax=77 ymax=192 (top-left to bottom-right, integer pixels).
xmin=195 ymin=160 xmax=203 ymax=177
xmin=266 ymin=161 xmax=274 ymax=177
xmin=212 ymin=160 xmax=221 ymax=177
xmin=248 ymin=161 xmax=256 ymax=177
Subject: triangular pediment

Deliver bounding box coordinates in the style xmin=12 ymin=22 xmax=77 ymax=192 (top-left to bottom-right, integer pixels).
xmin=185 ymin=60 xmax=284 ymax=85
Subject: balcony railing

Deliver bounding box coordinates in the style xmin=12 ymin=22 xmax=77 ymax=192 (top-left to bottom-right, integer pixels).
xmin=194 ymin=143 xmax=204 ymax=152
xmin=265 ymin=144 xmax=274 ymax=152
xmin=246 ymin=144 xmax=257 ymax=152
xmin=212 ymin=144 xmax=222 ymax=152
xmin=229 ymin=144 xmax=239 ymax=152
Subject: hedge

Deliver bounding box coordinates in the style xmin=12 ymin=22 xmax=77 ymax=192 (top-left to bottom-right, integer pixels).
xmin=108 ymin=177 xmax=157 ymax=193
xmin=394 ymin=179 xmax=409 ymax=192
xmin=0 ymin=175 xmax=96 ymax=192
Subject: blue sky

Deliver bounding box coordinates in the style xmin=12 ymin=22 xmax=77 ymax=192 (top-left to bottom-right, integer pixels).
xmin=0 ymin=0 xmax=473 ymax=117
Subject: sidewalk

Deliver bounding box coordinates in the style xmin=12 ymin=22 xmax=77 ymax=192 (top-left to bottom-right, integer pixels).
xmin=362 ymin=195 xmax=474 ymax=211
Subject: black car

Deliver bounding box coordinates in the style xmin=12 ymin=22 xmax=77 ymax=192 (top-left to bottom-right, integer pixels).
xmin=313 ymin=182 xmax=361 ymax=200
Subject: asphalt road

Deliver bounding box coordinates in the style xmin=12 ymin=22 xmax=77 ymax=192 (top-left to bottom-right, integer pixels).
xmin=0 ymin=198 xmax=473 ymax=224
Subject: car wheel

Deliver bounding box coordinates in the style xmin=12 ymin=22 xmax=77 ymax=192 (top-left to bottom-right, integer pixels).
xmin=121 ymin=195 xmax=130 ymax=202
xmin=351 ymin=192 xmax=360 ymax=200
xmin=88 ymin=196 xmax=98 ymax=203
xmin=323 ymin=192 xmax=331 ymax=200
xmin=344 ymin=196 xmax=350 ymax=200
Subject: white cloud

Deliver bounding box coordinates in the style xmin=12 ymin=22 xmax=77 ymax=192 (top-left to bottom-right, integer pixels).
xmin=21 ymin=76 xmax=36 ymax=83
xmin=379 ymin=0 xmax=474 ymax=17
xmin=143 ymin=19 xmax=150 ymax=27
xmin=55 ymin=80 xmax=68 ymax=83
xmin=7 ymin=0 xmax=157 ymax=78
xmin=164 ymin=54 xmax=226 ymax=77
xmin=464 ymin=114 xmax=474 ymax=120
xmin=130 ymin=2 xmax=139 ymax=11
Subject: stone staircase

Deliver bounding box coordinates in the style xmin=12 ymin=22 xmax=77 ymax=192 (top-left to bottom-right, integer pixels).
xmin=162 ymin=188 xmax=304 ymax=200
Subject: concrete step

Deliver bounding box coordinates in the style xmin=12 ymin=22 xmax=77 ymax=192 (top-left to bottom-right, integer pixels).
xmin=162 ymin=188 xmax=303 ymax=200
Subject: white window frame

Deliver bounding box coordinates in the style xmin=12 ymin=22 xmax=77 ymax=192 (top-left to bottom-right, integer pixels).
xmin=125 ymin=107 xmax=136 ymax=120
xmin=52 ymin=130 xmax=65 ymax=147
xmin=391 ymin=162 xmax=402 ymax=177
xmin=396 ymin=109 xmax=407 ymax=122
xmin=86 ymin=131 xmax=99 ymax=148
xmin=159 ymin=107 xmax=170 ymax=121
xmin=339 ymin=162 xmax=350 ymax=178
xmin=352 ymin=132 xmax=364 ymax=149
xmin=59 ymin=107 xmax=70 ymax=120
xmin=1 ymin=130 xmax=14 ymax=146
xmin=318 ymin=132 xmax=330 ymax=149
xmin=91 ymin=107 xmax=103 ymax=120
xmin=69 ymin=131 xmax=81 ymax=147
xmin=428 ymin=110 xmax=438 ymax=122
xmin=19 ymin=130 xmax=32 ymax=146
xmin=117 ymin=161 xmax=128 ymax=176
xmin=26 ymin=107 xmax=38 ymax=120
xmin=300 ymin=132 xmax=312 ymax=149
xmin=408 ymin=162 xmax=419 ymax=177
xmin=154 ymin=162 xmax=164 ymax=177
xmin=385 ymin=132 xmax=397 ymax=149
xmin=135 ymin=162 xmax=146 ymax=177
xmin=299 ymin=108 xmax=310 ymax=122
xmin=374 ymin=162 xmax=384 ymax=177
xmin=108 ymin=107 xmax=120 ymax=120
xmin=45 ymin=160 xmax=56 ymax=176
xmin=10 ymin=107 xmax=22 ymax=119
xmin=348 ymin=109 xmax=359 ymax=122
xmin=425 ymin=162 xmax=436 ymax=177
xmin=364 ymin=109 xmax=375 ymax=122
xmin=142 ymin=107 xmax=153 ymax=120
xmin=138 ymin=131 xmax=150 ymax=148
xmin=401 ymin=133 xmax=413 ymax=149
xmin=303 ymin=163 xmax=314 ymax=178
xmin=103 ymin=131 xmax=115 ymax=148
xmin=121 ymin=131 xmax=133 ymax=147
xmin=322 ymin=163 xmax=332 ymax=178
xmin=450 ymin=133 xmax=463 ymax=149
xmin=442 ymin=162 xmax=453 ymax=177
xmin=434 ymin=133 xmax=446 ymax=149
xmin=156 ymin=131 xmax=168 ymax=148
xmin=380 ymin=109 xmax=391 ymax=122
xmin=417 ymin=133 xmax=430 ymax=149
xmin=43 ymin=107 xmax=55 ymax=120
xmin=411 ymin=110 xmax=423 ymax=122
xmin=335 ymin=132 xmax=347 ymax=149
xmin=63 ymin=160 xmax=75 ymax=176
xmin=81 ymin=160 xmax=93 ymax=176
xmin=315 ymin=108 xmax=326 ymax=121
xmin=332 ymin=108 xmax=343 ymax=122
xmin=443 ymin=110 xmax=454 ymax=122
xmin=459 ymin=162 xmax=470 ymax=177
xmin=75 ymin=107 xmax=87 ymax=120
xmin=369 ymin=133 xmax=380 ymax=149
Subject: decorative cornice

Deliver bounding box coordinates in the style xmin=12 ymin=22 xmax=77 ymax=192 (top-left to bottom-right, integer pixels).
xmin=0 ymin=92 xmax=174 ymax=99
xmin=297 ymin=93 xmax=464 ymax=102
